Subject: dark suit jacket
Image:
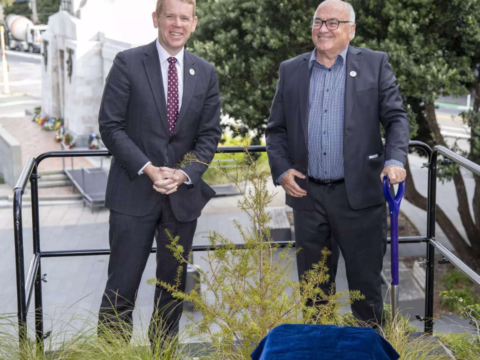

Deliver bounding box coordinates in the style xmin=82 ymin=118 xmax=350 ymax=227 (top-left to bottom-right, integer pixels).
xmin=99 ymin=40 xmax=221 ymax=222
xmin=266 ymin=45 xmax=410 ymax=211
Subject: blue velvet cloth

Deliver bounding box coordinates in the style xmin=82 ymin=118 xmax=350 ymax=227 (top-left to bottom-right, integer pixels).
xmin=251 ymin=324 xmax=400 ymax=360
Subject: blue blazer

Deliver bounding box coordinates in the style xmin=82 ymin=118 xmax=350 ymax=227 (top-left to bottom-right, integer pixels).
xmin=266 ymin=45 xmax=410 ymax=210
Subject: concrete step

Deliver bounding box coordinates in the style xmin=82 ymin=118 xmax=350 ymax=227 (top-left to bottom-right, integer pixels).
xmin=38 ymin=169 xmax=65 ymax=176
xmin=8 ymin=193 xmax=82 ymax=202
xmin=27 ymin=180 xmax=72 ymax=189
xmin=26 ymin=171 xmax=72 ymax=189
xmin=38 ymin=174 xmax=70 ymax=182
xmin=19 ymin=170 xmax=72 ymax=189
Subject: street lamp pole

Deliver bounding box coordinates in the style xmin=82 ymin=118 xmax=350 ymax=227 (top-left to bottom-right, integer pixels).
xmin=31 ymin=0 xmax=39 ymax=24
xmin=0 ymin=26 xmax=10 ymax=95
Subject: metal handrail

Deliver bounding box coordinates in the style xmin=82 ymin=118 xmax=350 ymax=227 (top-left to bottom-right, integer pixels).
xmin=430 ymin=239 xmax=480 ymax=287
xmin=12 ymin=141 xmax=480 ymax=351
xmin=431 ymin=145 xmax=480 ymax=288
xmin=34 ymin=145 xmax=268 ymax=164
xmin=436 ymin=145 xmax=480 ymax=176
xmin=14 ymin=157 xmax=35 ymax=193
xmin=25 ymin=254 xmax=40 ymax=311
xmin=38 ymin=236 xmax=429 ymax=259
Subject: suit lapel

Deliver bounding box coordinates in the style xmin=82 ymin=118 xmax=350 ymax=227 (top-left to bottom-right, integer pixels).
xmin=344 ymin=45 xmax=363 ymax=136
xmin=298 ymin=54 xmax=311 ymax=147
xmin=143 ymin=41 xmax=169 ymax=134
xmin=173 ymin=50 xmax=197 ymax=135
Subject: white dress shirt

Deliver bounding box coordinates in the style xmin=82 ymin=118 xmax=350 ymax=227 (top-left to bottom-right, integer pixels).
xmin=138 ymin=40 xmax=191 ymax=184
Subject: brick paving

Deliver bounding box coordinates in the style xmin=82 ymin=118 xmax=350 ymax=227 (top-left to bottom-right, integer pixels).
xmin=0 ymin=115 xmax=93 ymax=172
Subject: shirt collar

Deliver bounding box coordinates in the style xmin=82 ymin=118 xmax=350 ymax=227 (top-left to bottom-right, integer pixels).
xmin=156 ymin=39 xmax=184 ymax=67
xmin=309 ymin=45 xmax=349 ymax=70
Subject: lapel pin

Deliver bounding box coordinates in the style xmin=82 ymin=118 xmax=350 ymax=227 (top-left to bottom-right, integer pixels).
xmin=350 ymin=71 xmax=357 ymax=77
xmin=190 ymin=69 xmax=195 ymax=75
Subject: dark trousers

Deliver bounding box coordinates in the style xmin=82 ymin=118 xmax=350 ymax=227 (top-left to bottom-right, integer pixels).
xmin=294 ymin=181 xmax=386 ymax=325
xmin=98 ymin=196 xmax=197 ymax=343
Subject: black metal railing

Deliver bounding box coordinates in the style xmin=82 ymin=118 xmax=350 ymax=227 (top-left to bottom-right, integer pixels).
xmin=12 ymin=141 xmax=480 ymax=350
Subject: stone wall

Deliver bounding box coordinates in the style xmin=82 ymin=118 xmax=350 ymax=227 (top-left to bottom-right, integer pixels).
xmin=0 ymin=125 xmax=22 ymax=188
xmin=63 ymin=38 xmax=104 ymax=137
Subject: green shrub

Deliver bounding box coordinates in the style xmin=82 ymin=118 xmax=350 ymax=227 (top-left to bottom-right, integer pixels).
xmin=438 ymin=333 xmax=480 ymax=360
xmin=442 ymin=288 xmax=477 ymax=312
xmin=442 ymin=269 xmax=472 ymax=290
xmin=441 ymin=269 xmax=478 ymax=312
xmin=201 ymin=134 xmax=270 ymax=186
xmin=440 ymin=290 xmax=480 ymax=328
xmin=440 ymin=290 xmax=480 ymax=359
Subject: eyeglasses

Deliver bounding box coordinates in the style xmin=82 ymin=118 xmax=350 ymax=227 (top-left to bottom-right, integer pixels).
xmin=310 ymin=18 xmax=352 ymax=30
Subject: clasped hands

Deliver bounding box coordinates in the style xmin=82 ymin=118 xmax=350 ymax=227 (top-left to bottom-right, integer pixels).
xmin=281 ymin=165 xmax=406 ymax=198
xmin=143 ymin=164 xmax=187 ymax=195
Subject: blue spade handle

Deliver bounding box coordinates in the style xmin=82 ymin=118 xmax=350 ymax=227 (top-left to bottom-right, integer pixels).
xmin=383 ymin=175 xmax=405 ymax=287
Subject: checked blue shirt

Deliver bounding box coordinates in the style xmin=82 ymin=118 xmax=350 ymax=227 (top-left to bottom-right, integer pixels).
xmin=308 ymin=46 xmax=348 ymax=180
xmin=276 ymin=46 xmax=403 ymax=185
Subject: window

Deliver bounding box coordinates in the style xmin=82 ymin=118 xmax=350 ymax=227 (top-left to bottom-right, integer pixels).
xmin=60 ymin=0 xmax=74 ymax=15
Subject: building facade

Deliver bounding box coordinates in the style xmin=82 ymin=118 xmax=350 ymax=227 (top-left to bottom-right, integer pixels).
xmin=41 ymin=0 xmax=157 ymax=145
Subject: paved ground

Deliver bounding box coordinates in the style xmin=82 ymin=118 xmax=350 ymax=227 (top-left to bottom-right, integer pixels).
xmin=0 ymin=52 xmax=42 ymax=116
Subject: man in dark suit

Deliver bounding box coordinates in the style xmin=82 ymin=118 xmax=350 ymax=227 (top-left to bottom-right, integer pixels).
xmin=266 ymin=0 xmax=409 ymax=326
xmin=98 ymin=0 xmax=221 ymax=342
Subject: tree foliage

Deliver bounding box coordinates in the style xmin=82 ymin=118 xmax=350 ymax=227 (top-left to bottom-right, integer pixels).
xmin=191 ymin=0 xmax=319 ymax=138
xmin=353 ymin=0 xmax=477 ymax=144
xmin=3 ymin=0 xmax=60 ymax=24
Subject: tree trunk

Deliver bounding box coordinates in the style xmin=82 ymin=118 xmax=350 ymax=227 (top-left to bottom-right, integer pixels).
xmin=470 ymin=72 xmax=480 ymax=239
xmin=424 ymin=101 xmax=480 ymax=257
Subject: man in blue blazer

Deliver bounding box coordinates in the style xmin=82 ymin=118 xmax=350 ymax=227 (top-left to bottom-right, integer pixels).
xmin=98 ymin=0 xmax=221 ymax=342
xmin=266 ymin=0 xmax=410 ymax=326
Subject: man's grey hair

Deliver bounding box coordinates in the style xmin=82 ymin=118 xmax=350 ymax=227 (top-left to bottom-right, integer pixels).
xmin=316 ymin=0 xmax=356 ymax=24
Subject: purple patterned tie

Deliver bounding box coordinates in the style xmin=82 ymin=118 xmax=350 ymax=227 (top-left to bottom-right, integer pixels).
xmin=167 ymin=57 xmax=179 ymax=136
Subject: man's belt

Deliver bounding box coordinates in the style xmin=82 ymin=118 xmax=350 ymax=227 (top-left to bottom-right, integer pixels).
xmin=308 ymin=177 xmax=344 ymax=185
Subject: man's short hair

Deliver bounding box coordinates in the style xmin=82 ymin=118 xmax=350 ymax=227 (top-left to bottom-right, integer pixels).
xmin=318 ymin=0 xmax=356 ymax=23
xmin=156 ymin=0 xmax=196 ymax=18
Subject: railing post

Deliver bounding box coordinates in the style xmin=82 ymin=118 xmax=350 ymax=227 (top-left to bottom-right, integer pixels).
xmin=13 ymin=188 xmax=27 ymax=344
xmin=425 ymin=149 xmax=437 ymax=334
xmin=31 ymin=165 xmax=44 ymax=350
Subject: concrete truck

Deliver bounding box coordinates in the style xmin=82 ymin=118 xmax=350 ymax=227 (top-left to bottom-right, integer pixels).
xmin=5 ymin=15 xmax=47 ymax=53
